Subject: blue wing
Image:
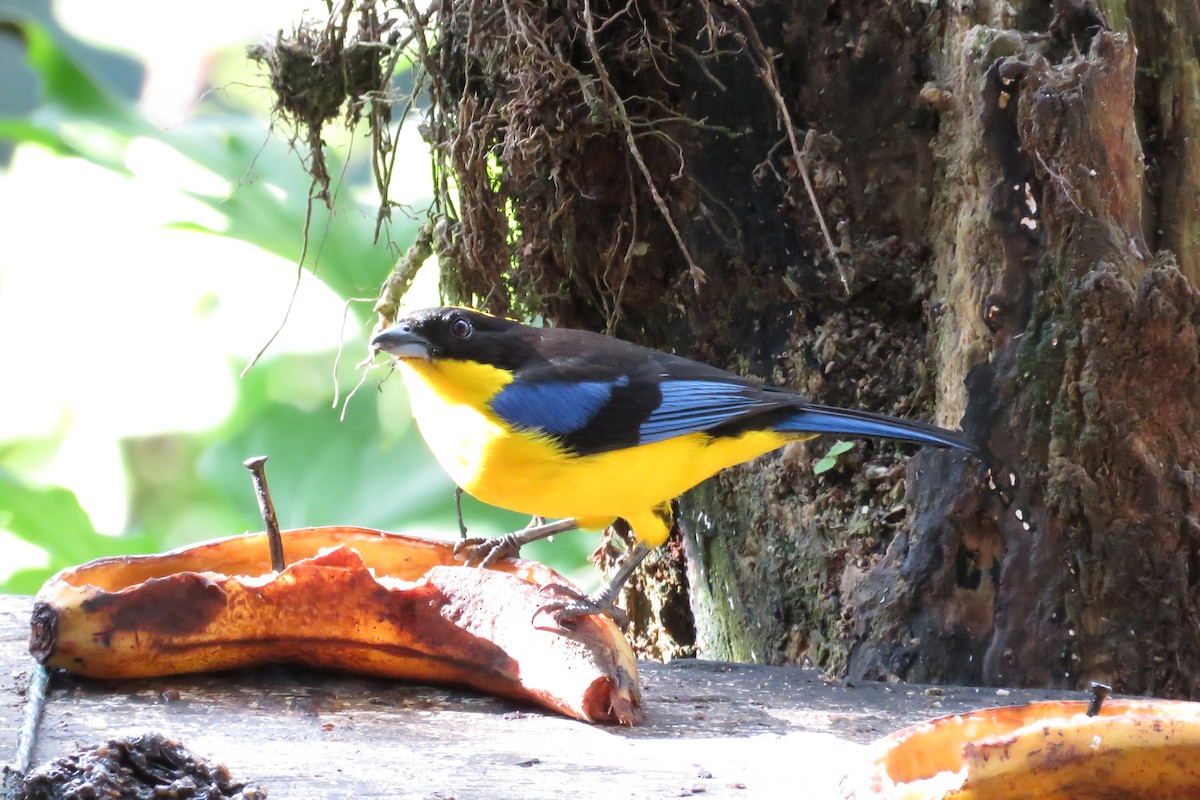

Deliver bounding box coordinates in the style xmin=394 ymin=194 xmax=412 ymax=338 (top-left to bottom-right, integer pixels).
xmin=487 ymin=350 xmax=975 ymax=455
xmin=488 ymin=373 xmax=795 ymax=452
xmin=637 ymin=380 xmax=790 ymax=443
xmin=489 ymin=376 xmax=630 ymax=436
xmin=640 ymin=384 xmax=974 ymax=449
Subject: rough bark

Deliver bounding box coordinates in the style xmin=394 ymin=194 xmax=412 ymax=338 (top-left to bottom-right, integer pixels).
xmin=831 ymin=3 xmax=1200 ymax=695
xmin=353 ymin=0 xmax=1200 ymax=696
xmin=636 ymin=0 xmax=1200 ymax=696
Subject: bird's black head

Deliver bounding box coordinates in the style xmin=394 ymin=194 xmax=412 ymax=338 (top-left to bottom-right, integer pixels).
xmin=371 ymin=307 xmax=537 ymax=370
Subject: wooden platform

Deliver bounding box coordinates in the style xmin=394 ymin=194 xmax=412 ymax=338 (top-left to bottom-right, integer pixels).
xmin=0 ymin=594 xmax=1079 ymax=798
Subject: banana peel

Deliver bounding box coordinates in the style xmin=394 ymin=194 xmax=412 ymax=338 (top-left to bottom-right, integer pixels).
xmin=29 ymin=526 xmax=641 ymax=725
xmin=842 ymin=697 xmax=1200 ymax=799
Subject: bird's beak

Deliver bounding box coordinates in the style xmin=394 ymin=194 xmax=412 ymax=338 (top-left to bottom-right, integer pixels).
xmin=371 ymin=324 xmax=431 ymax=360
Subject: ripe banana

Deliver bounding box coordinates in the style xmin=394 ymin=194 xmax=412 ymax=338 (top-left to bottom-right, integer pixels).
xmin=842 ymin=697 xmax=1200 ymax=799
xmin=30 ymin=526 xmax=641 ymax=725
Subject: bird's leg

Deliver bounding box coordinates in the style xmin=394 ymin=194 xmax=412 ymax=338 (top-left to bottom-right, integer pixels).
xmin=454 ymin=486 xmax=468 ymax=539
xmin=454 ymin=517 xmax=581 ymax=568
xmin=533 ymin=541 xmax=652 ymax=631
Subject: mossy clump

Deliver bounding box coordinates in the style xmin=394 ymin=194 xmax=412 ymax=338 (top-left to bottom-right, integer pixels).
xmin=248 ymin=7 xmax=391 ymax=203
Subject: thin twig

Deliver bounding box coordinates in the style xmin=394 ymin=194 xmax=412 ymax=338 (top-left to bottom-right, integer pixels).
xmin=331 ymin=296 xmax=377 ymax=412
xmin=1034 ymin=151 xmax=1083 ymax=213
xmin=239 ymin=197 xmax=314 ymax=378
xmin=582 ymin=0 xmax=707 ymax=291
xmin=338 ymin=351 xmax=377 ymax=422
xmin=3 ymin=664 xmax=50 ymax=793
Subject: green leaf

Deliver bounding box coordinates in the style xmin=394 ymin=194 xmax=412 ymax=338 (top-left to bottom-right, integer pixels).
xmin=813 ymin=440 xmax=855 ymax=475
xmin=167 ymin=116 xmax=410 ymax=307
xmin=20 ymin=21 xmax=141 ymax=126
xmin=0 ymin=18 xmax=151 ymax=173
xmin=0 ymin=471 xmax=157 ymax=593
xmin=2 ymin=567 xmax=58 ymax=597
xmin=0 ymin=117 xmax=80 ymax=156
xmin=0 ymin=470 xmax=96 ymax=561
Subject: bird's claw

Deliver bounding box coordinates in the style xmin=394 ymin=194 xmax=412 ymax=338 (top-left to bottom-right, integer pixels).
xmin=453 ymin=535 xmax=521 ymax=568
xmin=532 ymin=583 xmax=630 ymax=631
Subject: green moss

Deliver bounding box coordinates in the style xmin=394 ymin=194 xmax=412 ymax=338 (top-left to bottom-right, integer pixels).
xmin=1014 ymin=283 xmax=1069 ymax=450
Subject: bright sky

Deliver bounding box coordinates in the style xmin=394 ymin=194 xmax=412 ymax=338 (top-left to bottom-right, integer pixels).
xmin=0 ymin=1 xmax=436 ymax=570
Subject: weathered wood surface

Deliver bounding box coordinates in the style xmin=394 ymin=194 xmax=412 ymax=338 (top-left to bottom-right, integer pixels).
xmin=0 ymin=594 xmax=1078 ymax=798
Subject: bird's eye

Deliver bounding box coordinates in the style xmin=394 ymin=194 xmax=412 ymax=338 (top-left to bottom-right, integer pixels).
xmin=450 ymin=318 xmax=473 ymax=339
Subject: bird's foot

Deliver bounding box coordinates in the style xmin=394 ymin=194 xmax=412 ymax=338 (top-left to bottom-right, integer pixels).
xmin=454 ymin=518 xmax=582 ymax=568
xmin=453 ymin=534 xmax=523 ymax=568
xmin=531 ymin=540 xmax=652 ymax=631
xmin=533 ymin=584 xmax=630 ymax=631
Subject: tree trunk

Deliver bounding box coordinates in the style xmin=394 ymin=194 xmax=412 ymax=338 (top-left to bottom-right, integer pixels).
xmin=382 ymin=0 xmax=1200 ymax=696
xmin=664 ymin=0 xmax=1200 ymax=696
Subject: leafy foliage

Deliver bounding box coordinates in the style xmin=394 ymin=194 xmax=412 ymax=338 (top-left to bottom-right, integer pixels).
xmin=0 ymin=7 xmax=600 ymax=593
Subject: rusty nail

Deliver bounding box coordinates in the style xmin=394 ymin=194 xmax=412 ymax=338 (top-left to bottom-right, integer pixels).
xmin=245 ymin=455 xmax=286 ymax=572
xmin=1086 ymin=681 xmax=1112 ymax=717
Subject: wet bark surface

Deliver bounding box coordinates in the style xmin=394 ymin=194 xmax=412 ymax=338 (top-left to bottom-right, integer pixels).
xmin=836 ymin=6 xmax=1200 ymax=696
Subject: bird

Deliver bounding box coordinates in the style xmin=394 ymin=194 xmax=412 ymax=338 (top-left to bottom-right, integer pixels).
xmin=371 ymin=306 xmax=979 ymax=625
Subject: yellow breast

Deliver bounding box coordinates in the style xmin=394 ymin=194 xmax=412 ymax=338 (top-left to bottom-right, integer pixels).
xmin=397 ymin=358 xmax=517 ymax=490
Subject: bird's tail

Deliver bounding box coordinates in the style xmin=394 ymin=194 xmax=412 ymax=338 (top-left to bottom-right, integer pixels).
xmin=776 ymin=403 xmax=977 ymax=452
